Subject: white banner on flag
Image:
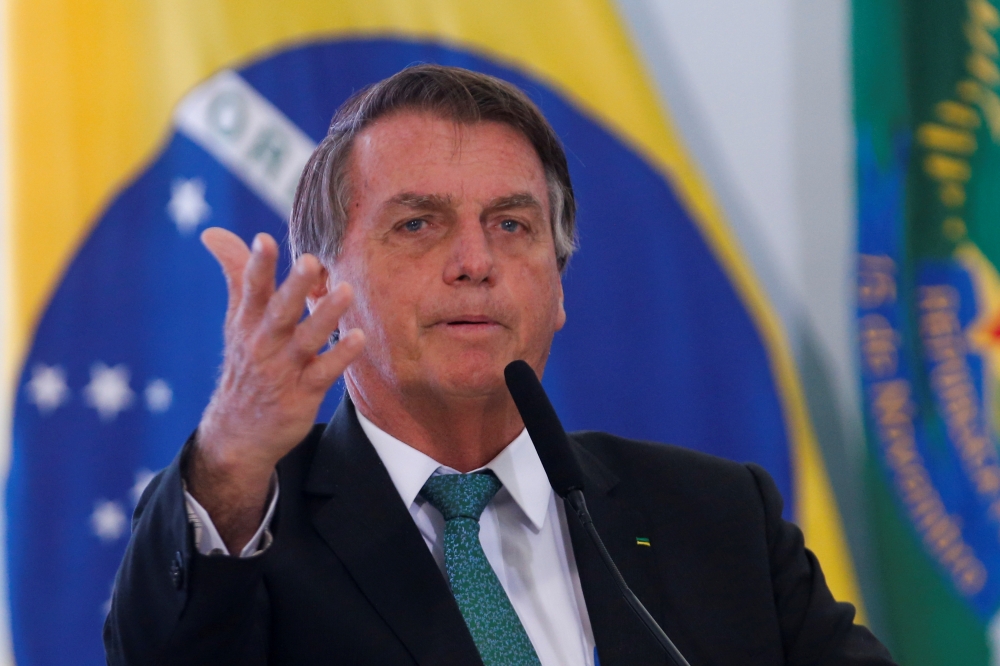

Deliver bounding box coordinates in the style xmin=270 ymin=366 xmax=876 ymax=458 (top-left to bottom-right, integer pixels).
xmin=174 ymin=70 xmax=317 ymax=219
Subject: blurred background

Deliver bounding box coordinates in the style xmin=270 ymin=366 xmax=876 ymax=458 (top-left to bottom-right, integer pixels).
xmin=0 ymin=0 xmax=995 ymax=664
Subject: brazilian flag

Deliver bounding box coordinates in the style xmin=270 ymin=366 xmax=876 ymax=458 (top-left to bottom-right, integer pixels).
xmin=7 ymin=1 xmax=861 ymax=663
xmin=856 ymin=0 xmax=1000 ymax=662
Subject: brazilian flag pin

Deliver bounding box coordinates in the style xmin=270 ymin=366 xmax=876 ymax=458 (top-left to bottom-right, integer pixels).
xmin=635 ymin=537 xmax=651 ymax=547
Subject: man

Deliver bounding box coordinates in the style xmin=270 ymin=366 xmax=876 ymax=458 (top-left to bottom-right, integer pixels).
xmin=104 ymin=65 xmax=895 ymax=665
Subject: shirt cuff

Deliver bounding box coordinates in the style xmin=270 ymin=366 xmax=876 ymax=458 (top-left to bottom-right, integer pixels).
xmin=183 ymin=472 xmax=280 ymax=558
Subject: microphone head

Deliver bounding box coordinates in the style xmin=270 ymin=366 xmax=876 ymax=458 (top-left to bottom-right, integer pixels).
xmin=504 ymin=360 xmax=585 ymax=497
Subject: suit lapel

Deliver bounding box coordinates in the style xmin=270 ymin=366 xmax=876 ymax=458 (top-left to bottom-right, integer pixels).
xmin=304 ymin=399 xmax=483 ymax=666
xmin=566 ymin=439 xmax=671 ymax=666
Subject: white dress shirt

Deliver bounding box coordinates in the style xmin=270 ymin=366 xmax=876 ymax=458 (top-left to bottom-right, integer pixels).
xmin=185 ymin=413 xmax=596 ymax=665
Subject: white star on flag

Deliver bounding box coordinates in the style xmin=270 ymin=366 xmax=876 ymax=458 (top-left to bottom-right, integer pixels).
xmin=130 ymin=468 xmax=156 ymax=505
xmin=144 ymin=379 xmax=173 ymax=413
xmin=83 ymin=362 xmax=134 ymax=421
xmin=167 ymin=177 xmax=211 ymax=234
xmin=25 ymin=363 xmax=70 ymax=414
xmin=91 ymin=500 xmax=127 ymax=542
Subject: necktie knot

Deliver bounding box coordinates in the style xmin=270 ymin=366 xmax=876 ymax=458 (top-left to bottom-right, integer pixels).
xmin=420 ymin=472 xmax=501 ymax=521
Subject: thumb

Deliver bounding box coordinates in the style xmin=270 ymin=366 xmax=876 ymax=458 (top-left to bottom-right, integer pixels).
xmin=201 ymin=227 xmax=251 ymax=322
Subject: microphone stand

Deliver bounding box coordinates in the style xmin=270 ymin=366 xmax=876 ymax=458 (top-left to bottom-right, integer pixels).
xmin=565 ymin=490 xmax=692 ymax=666
xmin=503 ymin=360 xmax=691 ymax=666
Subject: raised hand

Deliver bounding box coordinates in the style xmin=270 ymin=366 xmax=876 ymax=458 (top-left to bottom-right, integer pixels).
xmin=187 ymin=228 xmax=364 ymax=553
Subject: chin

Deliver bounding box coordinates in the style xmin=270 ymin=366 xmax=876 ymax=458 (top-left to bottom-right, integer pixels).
xmin=427 ymin=355 xmax=509 ymax=398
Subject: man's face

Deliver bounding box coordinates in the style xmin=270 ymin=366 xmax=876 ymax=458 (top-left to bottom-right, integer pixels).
xmin=333 ymin=110 xmax=566 ymax=401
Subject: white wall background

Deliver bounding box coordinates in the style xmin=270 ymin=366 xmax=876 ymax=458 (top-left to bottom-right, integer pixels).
xmin=616 ymin=0 xmax=882 ymax=631
xmin=616 ymin=0 xmax=859 ymax=438
xmin=0 ymin=1 xmax=876 ymax=659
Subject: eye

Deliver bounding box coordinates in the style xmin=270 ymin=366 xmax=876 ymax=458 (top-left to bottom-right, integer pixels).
xmin=402 ymin=218 xmax=426 ymax=232
xmin=499 ymin=218 xmax=521 ymax=233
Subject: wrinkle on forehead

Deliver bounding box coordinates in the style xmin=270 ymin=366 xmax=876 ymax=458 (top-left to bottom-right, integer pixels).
xmin=352 ymin=111 xmax=549 ymax=222
xmin=359 ymin=110 xmax=473 ymax=151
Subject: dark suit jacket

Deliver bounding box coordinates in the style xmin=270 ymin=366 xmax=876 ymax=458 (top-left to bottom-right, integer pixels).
xmin=104 ymin=398 xmax=895 ymax=665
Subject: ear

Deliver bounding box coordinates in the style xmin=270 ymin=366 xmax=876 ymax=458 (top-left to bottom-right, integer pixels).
xmin=305 ymin=265 xmax=331 ymax=313
xmin=554 ymin=279 xmax=566 ymax=332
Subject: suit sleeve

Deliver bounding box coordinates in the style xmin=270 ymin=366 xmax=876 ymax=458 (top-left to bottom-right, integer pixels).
xmin=746 ymin=463 xmax=897 ymax=666
xmin=103 ymin=436 xmax=271 ymax=666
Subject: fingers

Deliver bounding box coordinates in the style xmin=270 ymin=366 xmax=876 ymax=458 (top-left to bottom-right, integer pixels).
xmin=291 ymin=282 xmax=353 ymax=358
xmin=304 ymin=328 xmax=366 ymax=389
xmin=264 ymin=254 xmax=325 ymax=335
xmin=240 ymin=233 xmax=279 ymax=323
xmin=202 ymin=227 xmax=251 ymax=275
xmin=205 ymin=229 xmax=357 ymax=390
xmin=201 ymin=228 xmax=251 ymax=321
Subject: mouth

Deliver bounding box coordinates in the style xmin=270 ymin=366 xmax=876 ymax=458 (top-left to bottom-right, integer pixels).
xmin=436 ymin=315 xmax=504 ymax=333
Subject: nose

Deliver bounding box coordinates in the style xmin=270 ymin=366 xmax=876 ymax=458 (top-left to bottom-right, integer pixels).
xmin=443 ymin=216 xmax=495 ymax=286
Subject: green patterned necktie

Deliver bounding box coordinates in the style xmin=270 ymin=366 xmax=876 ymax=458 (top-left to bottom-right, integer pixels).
xmin=420 ymin=472 xmax=542 ymax=666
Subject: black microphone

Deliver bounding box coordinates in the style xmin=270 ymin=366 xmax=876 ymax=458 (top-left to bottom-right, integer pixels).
xmin=504 ymin=360 xmax=691 ymax=666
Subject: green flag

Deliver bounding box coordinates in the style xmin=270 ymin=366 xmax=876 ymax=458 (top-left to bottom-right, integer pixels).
xmin=856 ymin=0 xmax=1000 ymax=662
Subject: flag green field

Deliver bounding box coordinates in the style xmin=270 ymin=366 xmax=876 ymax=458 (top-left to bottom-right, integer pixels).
xmin=856 ymin=0 xmax=1000 ymax=662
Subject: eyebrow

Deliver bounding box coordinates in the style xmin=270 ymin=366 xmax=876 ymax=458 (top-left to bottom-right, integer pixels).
xmin=382 ymin=191 xmax=543 ymax=215
xmin=484 ymin=193 xmax=543 ymax=214
xmin=385 ymin=192 xmax=453 ymax=210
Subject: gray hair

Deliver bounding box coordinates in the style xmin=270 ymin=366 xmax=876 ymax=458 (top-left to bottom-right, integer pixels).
xmin=289 ymin=64 xmax=577 ymax=272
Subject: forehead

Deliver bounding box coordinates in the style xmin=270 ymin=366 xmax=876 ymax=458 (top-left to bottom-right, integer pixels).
xmin=347 ymin=110 xmax=547 ymax=203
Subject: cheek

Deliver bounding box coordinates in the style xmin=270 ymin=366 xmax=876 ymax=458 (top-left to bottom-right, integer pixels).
xmin=350 ymin=262 xmax=424 ymax=342
xmin=517 ymin=268 xmax=563 ymax=328
xmin=333 ymin=257 xmax=384 ymax=339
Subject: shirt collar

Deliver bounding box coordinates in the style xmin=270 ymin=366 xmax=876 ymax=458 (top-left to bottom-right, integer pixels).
xmin=356 ymin=410 xmax=552 ymax=531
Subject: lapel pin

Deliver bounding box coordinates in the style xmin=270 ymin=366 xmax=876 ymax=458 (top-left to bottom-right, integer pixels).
xmin=635 ymin=537 xmax=651 ymax=547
